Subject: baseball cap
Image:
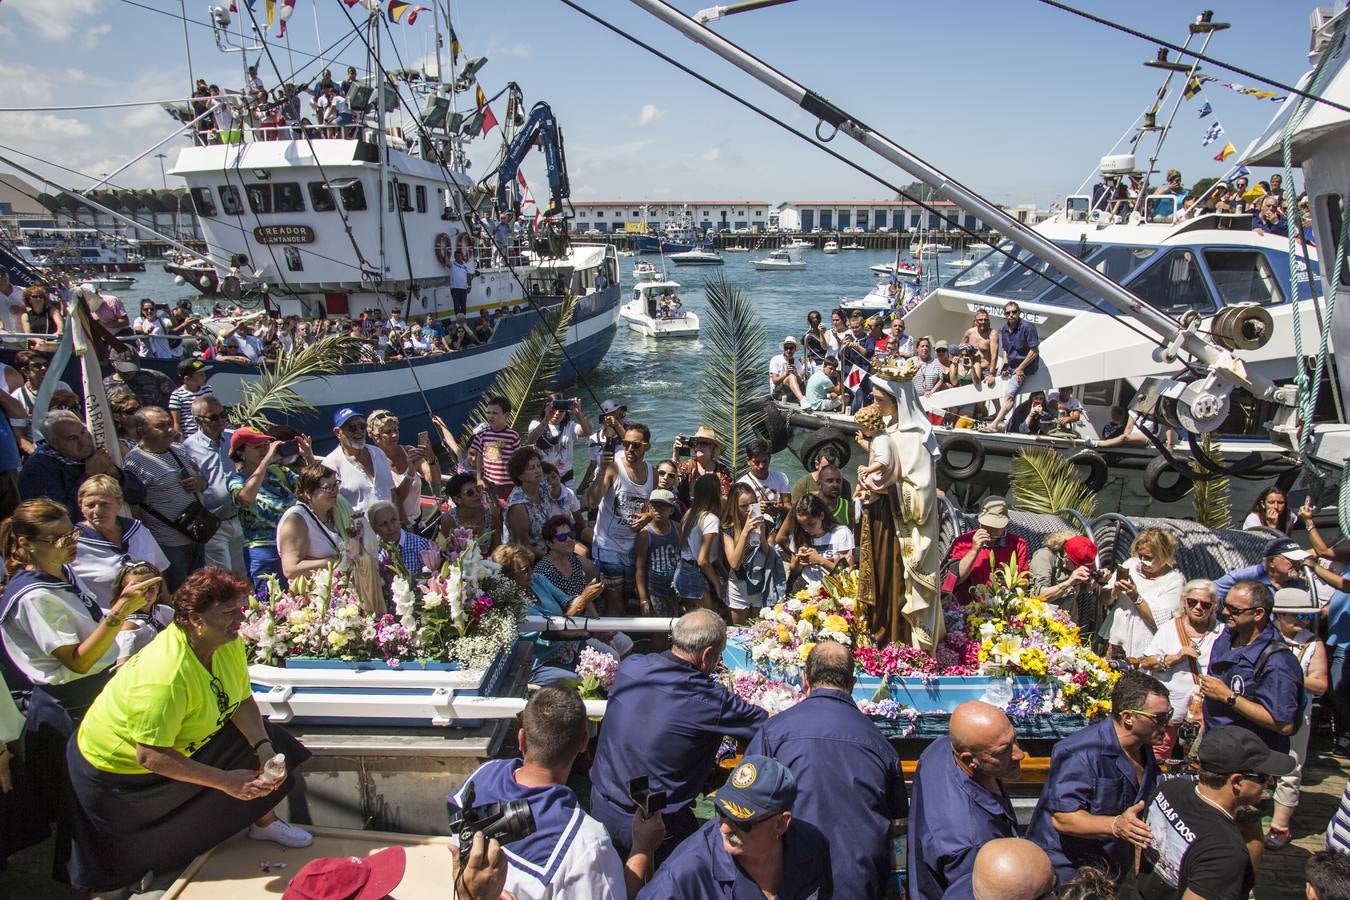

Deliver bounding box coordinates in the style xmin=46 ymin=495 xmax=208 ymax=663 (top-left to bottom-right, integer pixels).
xmin=782 ymin=335 xmax=798 ymax=347
xmin=1064 ymin=535 xmax=1098 ymax=568
xmin=1273 ymin=587 xmax=1318 ymax=614
xmin=1262 ymin=537 xmax=1312 ymax=562
xmin=229 ymin=427 xmax=273 ymax=457
xmin=977 ymin=496 xmax=1010 ymax=529
xmin=282 ymin=846 xmax=406 ymax=900
xmin=333 ymin=406 xmax=364 ymax=428
xmin=1197 ymin=725 xmax=1296 ymax=777
xmin=648 ymin=489 xmax=678 ymax=507
xmin=711 ymin=755 xmax=797 ymax=826
xmin=934 ymin=340 xmax=950 ymax=351
xmin=178 ymin=358 xmax=212 ymax=377
xmin=599 ymin=399 xmax=626 ymax=416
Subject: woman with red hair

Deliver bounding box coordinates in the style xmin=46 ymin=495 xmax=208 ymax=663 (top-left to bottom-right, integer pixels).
xmin=66 ymin=566 xmax=312 ymax=896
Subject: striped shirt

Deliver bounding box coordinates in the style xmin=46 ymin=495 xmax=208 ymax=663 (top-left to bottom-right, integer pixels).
xmin=122 ymin=444 xmax=204 ymax=549
xmin=168 ymin=384 xmax=216 ymax=437
xmin=1329 ymin=783 xmax=1350 ymax=853
xmin=469 ymin=427 xmax=520 ymax=488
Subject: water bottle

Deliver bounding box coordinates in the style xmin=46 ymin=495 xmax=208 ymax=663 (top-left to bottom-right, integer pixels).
xmin=261 ymin=753 xmax=287 ymax=785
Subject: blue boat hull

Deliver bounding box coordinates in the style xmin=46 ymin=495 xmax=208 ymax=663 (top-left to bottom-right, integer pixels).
xmin=632 ymin=234 xmax=697 ymax=254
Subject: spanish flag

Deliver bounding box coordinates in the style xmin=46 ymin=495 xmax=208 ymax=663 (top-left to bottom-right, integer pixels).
xmin=1213 ymin=142 xmax=1236 ymax=162
xmin=449 ymin=25 xmax=461 ymax=65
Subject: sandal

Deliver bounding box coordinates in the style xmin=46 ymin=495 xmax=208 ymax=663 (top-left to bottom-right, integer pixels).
xmin=1263 ymin=826 xmax=1292 ymax=849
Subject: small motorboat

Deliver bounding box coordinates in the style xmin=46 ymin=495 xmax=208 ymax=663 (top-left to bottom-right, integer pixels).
xmin=618 ymin=278 xmax=700 ymax=338
xmin=669 ymin=248 xmax=725 ymax=266
xmin=913 ymin=242 xmax=953 ymax=255
xmin=86 ymin=274 xmax=138 ymax=290
xmin=822 ymin=240 xmax=840 ymax=254
xmin=783 ymin=238 xmax=813 ymax=250
xmin=840 ymin=242 xmax=865 ymax=251
xmin=723 ymin=244 xmax=751 ymax=253
xmin=869 ymin=260 xmax=922 ymax=278
xmin=944 ymin=256 xmax=976 ymax=271
xmin=752 ymin=249 xmax=807 ymax=271
xmin=632 ymin=260 xmax=663 ymax=282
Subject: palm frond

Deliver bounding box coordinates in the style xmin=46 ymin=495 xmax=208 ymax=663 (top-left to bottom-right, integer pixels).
xmin=458 ymin=294 xmax=580 ymax=445
xmin=699 ymin=274 xmax=768 ymax=478
xmin=1010 ymin=447 xmax=1098 ymax=518
xmin=1191 ymin=433 xmax=1232 ymax=529
xmin=228 ymin=333 xmax=367 ymax=430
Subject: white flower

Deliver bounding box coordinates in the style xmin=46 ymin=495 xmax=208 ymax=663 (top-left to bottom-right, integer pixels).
xmin=392 ymin=576 xmax=416 ymax=629
xmin=422 ymin=591 xmax=445 ymax=610
xmin=795 ymin=621 xmax=815 ymax=641
xmin=978 ymin=621 xmax=996 ymax=639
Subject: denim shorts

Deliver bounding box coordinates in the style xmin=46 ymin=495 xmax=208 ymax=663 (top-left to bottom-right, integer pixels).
xmin=594 ymin=550 xmax=636 ymax=587
xmin=1004 ymin=371 xmax=1026 ymax=398
xmin=673 ymin=560 xmax=710 ymax=600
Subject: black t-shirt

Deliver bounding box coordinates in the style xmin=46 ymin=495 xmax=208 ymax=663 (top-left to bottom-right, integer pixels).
xmin=1133 ymin=779 xmax=1253 ymax=900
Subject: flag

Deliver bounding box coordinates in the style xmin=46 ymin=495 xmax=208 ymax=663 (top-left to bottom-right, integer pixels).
xmin=70 ymin=300 xmax=122 ymax=465
xmin=449 ymin=24 xmax=461 ymax=65
xmin=1223 ymin=165 xmax=1251 ymax=184
xmin=1183 ymin=76 xmax=1201 ymax=100
xmin=264 ymin=0 xmax=275 ymax=26
xmin=342 ymin=0 xmax=360 ymax=5
xmin=476 ymin=83 xmax=498 ymax=134
xmin=228 ymin=0 xmax=256 ymax=11
xmin=1214 ymin=142 xmax=1236 ymax=162
xmin=387 ymin=0 xmax=410 ymax=23
xmin=406 ymin=5 xmax=427 ymax=24
xmin=1202 ymin=122 xmax=1224 ymax=146
xmin=1198 ymin=102 xmax=1212 ymax=118
xmin=278 ymin=0 xmax=295 ymax=36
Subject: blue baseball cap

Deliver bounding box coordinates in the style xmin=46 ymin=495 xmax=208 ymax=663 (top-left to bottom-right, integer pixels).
xmin=333 ymin=407 xmax=364 ymax=428
xmin=711 ymin=755 xmax=796 ymax=825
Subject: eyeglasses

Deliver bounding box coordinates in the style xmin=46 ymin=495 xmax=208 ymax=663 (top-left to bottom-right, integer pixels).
xmin=716 ymin=812 xmax=759 ymax=833
xmin=197 ymin=413 xmax=225 ymax=423
xmin=550 ymin=531 xmax=574 ymax=543
xmin=1003 ymin=308 xmax=1019 ymax=315
xmin=1185 ymin=597 xmax=1216 ymax=610
xmin=1241 ymin=772 xmax=1275 ymax=786
xmin=621 ymin=440 xmax=646 ymax=450
xmin=32 ymin=529 xmax=79 ymax=548
xmin=1126 ymin=707 xmax=1173 ymax=725
xmin=317 ymin=481 xmax=340 ymax=493
xmin=1222 ymin=603 xmax=1258 ymax=617
xmin=692 ymin=440 xmax=715 ymax=448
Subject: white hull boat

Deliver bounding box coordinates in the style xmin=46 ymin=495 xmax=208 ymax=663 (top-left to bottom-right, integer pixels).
xmin=752 ymin=249 xmax=806 ymax=271
xmin=619 ymin=278 xmax=700 ymax=337
xmin=869 ymin=261 xmax=922 ymax=278
xmin=783 ymin=239 xmax=813 ymax=250
xmin=822 ymin=241 xmax=839 ymax=254
xmin=669 ymin=248 xmax=724 ymax=265
xmin=632 ymin=261 xmax=663 ymax=281
xmin=840 ymin=243 xmax=865 ymax=251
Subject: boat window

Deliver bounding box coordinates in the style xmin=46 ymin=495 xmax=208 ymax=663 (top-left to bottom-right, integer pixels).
xmin=1124 ymin=248 xmax=1216 ymax=316
xmin=189 ymin=187 xmax=216 ymax=218
xmin=218 ymin=186 xmax=243 ymax=216
xmin=308 ymin=182 xmax=336 ymax=212
xmin=396 ymin=182 xmax=412 ymax=212
xmin=969 ymin=241 xmax=1099 ymax=302
xmin=339 ymin=182 xmax=367 ymax=212
xmin=273 ymin=182 xmax=305 ymax=213
xmin=246 ymin=184 xmax=272 ymax=214
xmin=1202 ymin=249 xmax=1284 ymax=306
xmin=1326 ymin=193 xmax=1348 ymax=286
xmin=1143 ymin=196 xmax=1178 ymax=224
xmin=416 ymin=185 xmax=427 ymax=214
xmin=1030 ymin=246 xmax=1156 ymax=309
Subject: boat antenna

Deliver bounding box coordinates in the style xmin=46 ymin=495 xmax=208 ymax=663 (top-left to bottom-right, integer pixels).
xmin=178 ymin=0 xmax=196 ymax=98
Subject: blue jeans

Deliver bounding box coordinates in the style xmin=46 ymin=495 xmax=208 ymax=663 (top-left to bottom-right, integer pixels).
xmin=246 ymin=545 xmax=285 ymax=594
xmin=530 ymin=663 xmax=579 ymax=685
xmin=1329 ymin=644 xmax=1350 ymax=737
xmin=673 ymin=560 xmax=710 ymax=600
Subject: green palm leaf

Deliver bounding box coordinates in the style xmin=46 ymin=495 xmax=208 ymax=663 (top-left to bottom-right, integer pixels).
xmin=1191 ymin=433 xmax=1231 ymax=529
xmin=700 ymin=274 xmax=768 ymax=478
xmin=228 ymin=333 xmax=367 ymax=430
xmin=1010 ymin=447 xmax=1097 ymax=518
xmin=459 ymin=293 xmax=580 ymax=444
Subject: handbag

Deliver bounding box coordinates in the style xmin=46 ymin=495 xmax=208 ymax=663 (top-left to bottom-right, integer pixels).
xmin=140 ymin=447 xmax=221 ymax=544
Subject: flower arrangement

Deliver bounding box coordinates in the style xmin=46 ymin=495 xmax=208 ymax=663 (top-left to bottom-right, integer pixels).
xmin=741 ymin=570 xmax=865 ymax=676
xmin=718 ymin=669 xmax=805 ymax=714
xmin=241 ymin=532 xmax=528 ymax=670
xmin=574 ymin=646 xmax=620 ymax=699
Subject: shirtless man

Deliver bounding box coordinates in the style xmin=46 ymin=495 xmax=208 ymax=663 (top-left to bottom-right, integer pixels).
xmin=961 ymin=309 xmax=999 ymax=382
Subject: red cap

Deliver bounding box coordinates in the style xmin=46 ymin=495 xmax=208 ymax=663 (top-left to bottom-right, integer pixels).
xmin=229 ymin=427 xmax=273 ymax=457
xmin=282 ymin=846 xmax=406 ymax=900
xmin=1064 ymin=535 xmax=1098 ymax=568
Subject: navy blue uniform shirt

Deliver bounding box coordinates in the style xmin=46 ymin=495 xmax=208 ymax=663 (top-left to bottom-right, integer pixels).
xmin=908 ymin=736 xmax=1017 ymax=900
xmin=590 ymin=650 xmax=766 ymax=850
xmin=637 ymin=816 xmax=832 ymax=899
xmin=998 ymin=319 xmax=1040 ymax=376
xmin=1204 ymin=622 xmax=1303 ymax=752
xmin=1025 ymin=717 xmax=1159 ymax=883
xmin=746 ymin=687 xmax=906 ymax=900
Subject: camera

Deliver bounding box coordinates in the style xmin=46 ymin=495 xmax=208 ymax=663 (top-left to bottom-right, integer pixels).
xmin=447 ymin=783 xmax=536 ymax=856
xmin=277 ymin=438 xmax=300 ymax=458
xmin=675 ymin=435 xmax=691 ymax=459
xmin=552 ymin=399 xmax=571 ymax=411
xmin=628 ymin=776 xmax=667 ymax=819
xmin=1090 ymin=568 xmax=1113 ymax=586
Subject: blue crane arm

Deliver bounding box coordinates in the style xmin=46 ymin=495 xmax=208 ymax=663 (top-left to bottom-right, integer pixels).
xmin=496 ymin=101 xmax=571 ymax=218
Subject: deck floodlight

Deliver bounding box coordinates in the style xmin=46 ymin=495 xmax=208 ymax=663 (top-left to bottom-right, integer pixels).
xmin=1143 ymin=48 xmax=1195 ymax=72
xmin=1190 ymin=11 xmax=1230 ymax=34
xmin=209 ymin=5 xmax=230 ymax=28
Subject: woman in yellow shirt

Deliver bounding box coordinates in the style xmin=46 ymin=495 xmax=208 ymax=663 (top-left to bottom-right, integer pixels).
xmin=67 ymin=567 xmax=312 ymax=896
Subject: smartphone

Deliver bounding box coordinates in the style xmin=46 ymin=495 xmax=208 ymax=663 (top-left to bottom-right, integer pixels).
xmin=417 ymin=430 xmax=431 ymax=447
xmin=1116 ymin=565 xmax=1132 ymax=583
xmin=604 ymin=435 xmax=620 ymax=453
xmin=749 ymin=502 xmax=762 ymax=520
xmin=278 ymin=438 xmax=300 ymax=457
xmin=552 ymin=399 xmax=571 ymax=411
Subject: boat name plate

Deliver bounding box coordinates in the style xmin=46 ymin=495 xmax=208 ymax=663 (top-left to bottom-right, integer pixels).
xmin=253 ymin=225 xmax=317 ymax=245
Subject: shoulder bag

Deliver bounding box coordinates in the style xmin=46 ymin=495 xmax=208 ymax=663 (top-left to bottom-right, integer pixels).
xmin=139 ymin=446 xmax=221 ymax=544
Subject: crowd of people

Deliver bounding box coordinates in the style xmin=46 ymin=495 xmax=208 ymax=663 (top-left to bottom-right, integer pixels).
xmin=188 ymin=65 xmax=367 ymax=145
xmin=1091 ymin=168 xmax=1314 ymax=241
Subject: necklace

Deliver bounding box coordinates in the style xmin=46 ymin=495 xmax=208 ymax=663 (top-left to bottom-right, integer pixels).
xmin=1193 ymin=785 xmax=1235 ymax=820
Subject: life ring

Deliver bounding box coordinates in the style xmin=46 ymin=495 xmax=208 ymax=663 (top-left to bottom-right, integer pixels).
xmin=797 ymin=427 xmax=851 ymax=470
xmin=456 ymin=231 xmax=475 ymax=261
xmin=937 ymin=434 xmax=985 ymax=481
xmin=1067 ymin=449 xmax=1109 ymax=493
xmin=1143 ymin=456 xmax=1194 ymax=503
xmin=434 ymin=232 xmax=453 ymax=267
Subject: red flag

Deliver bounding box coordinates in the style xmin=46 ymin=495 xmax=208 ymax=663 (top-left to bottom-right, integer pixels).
xmin=475 ymin=84 xmax=498 ymax=135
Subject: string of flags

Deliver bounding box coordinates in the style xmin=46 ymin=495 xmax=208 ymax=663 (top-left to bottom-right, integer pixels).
xmin=339 ymin=0 xmax=426 ymax=26
xmin=1186 ymin=74 xmax=1285 ymax=103
xmin=1183 ymin=77 xmax=1236 ymax=161
xmin=227 ymin=0 xmax=297 ymax=37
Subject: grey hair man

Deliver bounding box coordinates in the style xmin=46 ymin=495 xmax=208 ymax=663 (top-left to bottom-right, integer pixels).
xmin=183 ymin=395 xmax=245 ymax=575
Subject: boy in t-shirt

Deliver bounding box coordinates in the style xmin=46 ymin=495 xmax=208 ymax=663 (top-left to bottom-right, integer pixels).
xmin=468 ymin=395 xmax=521 ymax=502
xmin=168 ymin=358 xmax=215 ymax=438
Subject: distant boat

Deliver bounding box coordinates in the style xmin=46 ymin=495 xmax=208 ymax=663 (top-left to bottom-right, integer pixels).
xmin=619 ymin=278 xmax=700 ymax=338
xmin=669 ymin=248 xmax=725 ymax=266
xmin=822 ymin=240 xmax=839 ymax=254
xmin=753 ymin=249 xmax=807 ymax=271
xmin=783 ymin=238 xmax=812 ymax=250
xmin=632 ymin=260 xmax=663 ymax=281
xmin=869 ymin=260 xmax=922 ymax=278
xmin=840 ymin=242 xmax=865 ymax=251
xmin=723 ymin=244 xmax=751 ymax=252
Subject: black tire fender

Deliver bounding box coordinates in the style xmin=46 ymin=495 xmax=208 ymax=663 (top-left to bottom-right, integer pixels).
xmin=760 ymin=399 xmax=790 ymax=455
xmin=937 ymin=434 xmax=985 ymax=482
xmin=797 ymin=427 xmax=851 ymax=470
xmin=1067 ymin=449 xmax=1110 ymax=493
xmin=1143 ymin=456 xmax=1194 ymax=503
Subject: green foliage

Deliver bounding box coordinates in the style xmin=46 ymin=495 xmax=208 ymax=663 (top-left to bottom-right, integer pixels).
xmin=458 ymin=293 xmax=579 ymax=444
xmin=228 ymin=333 xmax=366 ymax=430
xmin=1190 ymin=177 xmax=1219 ymax=200
xmin=699 ymin=275 xmax=767 ymax=479
xmin=1009 ymin=448 xmax=1098 ymax=518
xmin=1191 ymin=433 xmax=1232 ymax=529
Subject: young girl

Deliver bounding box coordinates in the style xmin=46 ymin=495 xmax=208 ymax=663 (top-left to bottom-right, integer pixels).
xmin=778 ymin=493 xmax=855 ymax=590
xmin=634 ymin=490 xmax=682 ymax=619
xmin=673 ymin=474 xmax=725 ymax=610
xmin=722 ymin=484 xmax=781 ymax=624
xmin=111 ymin=561 xmax=175 ymax=663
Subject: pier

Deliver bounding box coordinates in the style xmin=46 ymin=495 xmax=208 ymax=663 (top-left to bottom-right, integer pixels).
xmin=565 ymin=229 xmax=998 ymax=253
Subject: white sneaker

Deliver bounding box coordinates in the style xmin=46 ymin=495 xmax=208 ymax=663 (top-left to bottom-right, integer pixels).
xmin=248 ymin=819 xmax=314 ymax=848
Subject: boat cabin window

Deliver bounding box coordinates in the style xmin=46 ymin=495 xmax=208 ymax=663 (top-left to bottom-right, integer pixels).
xmin=396 ymin=183 xmax=412 ymax=213
xmin=273 ymin=182 xmax=305 ymax=214
xmin=246 ymin=184 xmax=272 ymax=214
xmin=1033 ymin=246 xmax=1156 ymax=309
xmin=981 ymin=241 xmax=1099 ymax=302
xmin=1202 ymin=249 xmax=1284 ymax=306
xmin=308 ymin=182 xmax=336 ymax=212
xmin=189 ymin=187 xmax=217 ymax=218
xmin=218 ymin=186 xmax=243 ymax=216
xmin=339 ymin=182 xmax=367 ymax=212
xmin=1125 ymin=248 xmax=1216 ymax=316
xmin=416 ymin=185 xmax=427 ymax=214
xmin=1143 ymin=196 xmax=1178 ymax=224
xmin=1326 ymin=193 xmax=1348 ymax=286
xmin=1064 ymin=196 xmax=1091 ymax=222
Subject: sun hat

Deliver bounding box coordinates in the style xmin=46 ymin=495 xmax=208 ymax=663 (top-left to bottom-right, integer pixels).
xmin=1273 ymin=587 xmax=1318 ymax=614
xmin=1064 ymin=535 xmax=1098 ymax=568
xmin=977 ymin=496 xmax=1011 ymax=529
xmin=711 ymin=755 xmax=797 ymax=826
xmin=229 ymin=427 xmax=273 ymax=457
xmin=782 ymin=335 xmax=798 ymax=347
xmin=281 ymin=846 xmax=406 ymax=900
xmin=691 ymin=426 xmax=725 ymax=454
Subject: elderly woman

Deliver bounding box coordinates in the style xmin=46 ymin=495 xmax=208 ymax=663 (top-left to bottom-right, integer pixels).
xmin=1029 ymin=531 xmax=1100 ymax=632
xmin=70 ymin=474 xmax=170 ymax=611
xmin=503 ymin=446 xmax=551 ymax=560
xmin=276 ymin=464 xmax=344 ymax=581
xmin=68 ymin=568 xmax=312 ymax=896
xmin=367 ymin=410 xmax=439 ymax=528
xmin=444 ymin=473 xmax=499 ymax=550
xmin=227 ymin=428 xmax=312 ymax=590
xmin=0 ymin=498 xmax=159 ymax=878
xmin=1139 ymin=578 xmax=1224 ymax=760
xmin=674 ymin=426 xmax=732 ymax=502
xmin=1099 ymin=526 xmax=1186 ymax=660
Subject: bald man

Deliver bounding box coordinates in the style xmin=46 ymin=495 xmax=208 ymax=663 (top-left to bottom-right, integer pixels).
xmin=746 ymin=639 xmax=907 ymax=899
xmin=971 ymin=838 xmax=1056 ymax=900
xmin=908 ymin=701 xmax=1024 ymax=899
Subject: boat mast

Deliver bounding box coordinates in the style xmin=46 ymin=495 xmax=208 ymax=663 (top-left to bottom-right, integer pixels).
xmin=373 ymin=10 xmax=389 ymax=281
xmin=1139 ymin=13 xmax=1228 ymax=198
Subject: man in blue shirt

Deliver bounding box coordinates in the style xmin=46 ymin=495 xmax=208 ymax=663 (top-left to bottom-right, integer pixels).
xmin=985 ymin=301 xmax=1040 ymax=432
xmin=183 ymin=395 xmax=244 ymax=576
xmin=1214 ymin=537 xmax=1312 ymax=601
xmin=638 ymin=755 xmax=832 ymax=899
xmin=590 ymin=610 xmax=766 ymax=858
xmin=908 ymin=700 xmax=1023 ymax=899
xmin=746 ymin=640 xmax=905 ymax=899
xmin=1026 ymin=670 xmax=1165 ymax=883
xmin=1199 ymin=580 xmax=1303 ymax=753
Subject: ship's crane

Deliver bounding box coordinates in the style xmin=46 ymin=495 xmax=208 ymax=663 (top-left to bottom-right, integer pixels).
xmin=496 ymin=100 xmax=571 ymax=221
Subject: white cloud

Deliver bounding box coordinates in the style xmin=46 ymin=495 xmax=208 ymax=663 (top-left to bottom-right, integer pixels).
xmin=483 ymin=40 xmax=533 ymax=59
xmin=8 ymin=0 xmax=102 ymax=42
xmin=0 ymin=112 xmax=92 ymax=141
xmin=702 ymin=147 xmax=721 ymax=161
xmin=635 ymin=103 xmax=667 ymax=126
xmin=80 ymin=23 xmax=112 ymax=50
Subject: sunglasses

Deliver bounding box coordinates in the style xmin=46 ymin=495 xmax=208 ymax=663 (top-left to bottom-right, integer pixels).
xmin=1241 ymin=772 xmax=1275 ymax=786
xmin=32 ymin=529 xmax=79 ymax=548
xmin=1222 ymin=603 xmax=1258 ymax=617
xmin=197 ymin=413 xmax=226 ymax=423
xmin=717 ymin=812 xmax=760 ymax=833
xmin=341 ymin=422 xmax=367 ymax=433
xmin=1126 ymin=707 xmax=1173 ymax=725
xmin=621 ymin=440 xmax=646 ymax=450
xmin=1003 ymin=309 xmax=1019 ymax=316
xmin=550 ymin=531 xmax=574 ymax=543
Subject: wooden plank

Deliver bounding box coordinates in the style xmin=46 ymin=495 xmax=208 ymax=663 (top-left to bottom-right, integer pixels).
xmin=900 ymin=755 xmax=1052 ymax=782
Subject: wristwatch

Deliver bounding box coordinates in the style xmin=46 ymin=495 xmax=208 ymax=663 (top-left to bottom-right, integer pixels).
xmin=1225 ymin=692 xmax=1239 ymax=708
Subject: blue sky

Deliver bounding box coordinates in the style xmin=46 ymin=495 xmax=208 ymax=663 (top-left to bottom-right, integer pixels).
xmin=0 ymin=0 xmax=1320 ymax=207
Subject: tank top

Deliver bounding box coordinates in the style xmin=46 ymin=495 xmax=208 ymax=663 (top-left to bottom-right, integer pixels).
xmin=278 ymin=504 xmax=341 ymax=562
xmin=644 ymin=522 xmax=680 ymax=593
xmin=593 ymin=456 xmax=654 ymax=558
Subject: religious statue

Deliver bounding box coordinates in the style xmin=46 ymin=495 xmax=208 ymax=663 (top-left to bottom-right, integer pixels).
xmin=854 ymin=358 xmax=945 ymax=651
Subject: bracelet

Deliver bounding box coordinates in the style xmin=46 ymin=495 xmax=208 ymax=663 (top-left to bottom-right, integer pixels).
xmin=252 ymin=737 xmax=272 ymax=752
xmin=1111 ymin=814 xmax=1121 ymax=839
xmin=104 ymin=614 xmax=125 ymax=628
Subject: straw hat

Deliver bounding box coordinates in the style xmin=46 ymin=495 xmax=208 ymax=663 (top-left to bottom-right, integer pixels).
xmin=691 ymin=425 xmax=725 ymax=455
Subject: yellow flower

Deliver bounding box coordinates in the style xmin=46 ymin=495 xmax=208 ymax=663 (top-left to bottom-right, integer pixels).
xmin=799 ymin=642 xmax=816 ymax=662
xmin=327 ymin=630 xmax=350 ymax=649
xmin=1020 ymin=647 xmax=1048 ymax=677
xmin=336 ymin=606 xmax=359 ymax=619
xmin=802 ymin=604 xmax=819 ymax=620
xmin=776 ymin=624 xmax=792 ymax=644
xmin=821 ymin=614 xmax=849 ymax=635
